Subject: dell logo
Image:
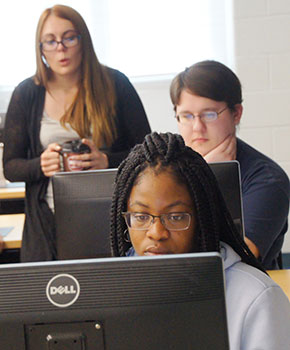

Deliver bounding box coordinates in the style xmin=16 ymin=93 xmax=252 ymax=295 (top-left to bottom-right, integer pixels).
xmin=50 ymin=285 xmax=77 ymax=295
xmin=46 ymin=274 xmax=80 ymax=308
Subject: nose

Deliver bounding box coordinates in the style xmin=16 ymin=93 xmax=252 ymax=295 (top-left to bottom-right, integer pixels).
xmin=56 ymin=41 xmax=66 ymax=51
xmin=146 ymin=217 xmax=169 ymax=241
xmin=192 ymin=116 xmax=206 ymax=132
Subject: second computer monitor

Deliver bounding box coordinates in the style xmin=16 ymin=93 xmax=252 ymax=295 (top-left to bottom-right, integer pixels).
xmin=53 ymin=161 xmax=244 ymax=260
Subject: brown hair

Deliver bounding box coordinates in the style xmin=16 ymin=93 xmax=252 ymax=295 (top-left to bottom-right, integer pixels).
xmin=170 ymin=60 xmax=242 ymax=112
xmin=34 ymin=4 xmax=116 ymax=148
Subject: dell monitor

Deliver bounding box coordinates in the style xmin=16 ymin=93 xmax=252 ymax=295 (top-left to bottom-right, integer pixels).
xmin=0 ymin=252 xmax=229 ymax=349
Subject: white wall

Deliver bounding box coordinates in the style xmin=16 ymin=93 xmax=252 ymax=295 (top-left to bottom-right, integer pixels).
xmin=233 ymin=0 xmax=290 ymax=252
xmin=132 ymin=77 xmax=177 ymax=134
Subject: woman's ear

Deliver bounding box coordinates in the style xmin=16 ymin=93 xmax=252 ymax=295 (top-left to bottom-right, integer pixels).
xmin=233 ymin=104 xmax=243 ymax=126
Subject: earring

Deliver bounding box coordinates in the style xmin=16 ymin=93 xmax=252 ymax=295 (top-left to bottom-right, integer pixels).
xmin=124 ymin=229 xmax=131 ymax=243
xmin=41 ymin=55 xmax=50 ymax=68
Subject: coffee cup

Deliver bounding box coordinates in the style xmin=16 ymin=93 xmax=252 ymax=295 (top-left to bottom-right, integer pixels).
xmin=60 ymin=140 xmax=91 ymax=172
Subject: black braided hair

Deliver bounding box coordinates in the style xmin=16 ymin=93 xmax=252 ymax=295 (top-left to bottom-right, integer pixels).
xmin=110 ymin=132 xmax=265 ymax=273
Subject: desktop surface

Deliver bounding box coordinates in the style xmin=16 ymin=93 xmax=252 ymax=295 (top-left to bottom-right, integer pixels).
xmin=268 ymin=269 xmax=290 ymax=300
xmin=1 ymin=213 xmax=24 ymax=249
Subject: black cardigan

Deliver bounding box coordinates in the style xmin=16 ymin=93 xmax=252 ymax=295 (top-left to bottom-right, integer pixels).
xmin=3 ymin=68 xmax=151 ymax=262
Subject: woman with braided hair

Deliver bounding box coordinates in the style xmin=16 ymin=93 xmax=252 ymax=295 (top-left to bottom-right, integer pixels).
xmin=110 ymin=132 xmax=290 ymax=350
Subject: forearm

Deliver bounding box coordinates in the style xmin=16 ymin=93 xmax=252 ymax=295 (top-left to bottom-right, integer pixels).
xmin=244 ymin=237 xmax=260 ymax=258
xmin=4 ymin=157 xmax=46 ymax=183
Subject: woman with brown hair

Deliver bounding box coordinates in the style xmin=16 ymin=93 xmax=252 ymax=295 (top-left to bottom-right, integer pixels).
xmin=3 ymin=4 xmax=150 ymax=262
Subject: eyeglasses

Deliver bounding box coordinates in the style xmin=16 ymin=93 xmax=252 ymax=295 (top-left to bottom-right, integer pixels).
xmin=122 ymin=212 xmax=192 ymax=231
xmin=40 ymin=33 xmax=81 ymax=52
xmin=175 ymin=106 xmax=228 ymax=125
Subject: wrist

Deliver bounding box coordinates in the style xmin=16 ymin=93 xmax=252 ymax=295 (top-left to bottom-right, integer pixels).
xmin=102 ymin=152 xmax=109 ymax=169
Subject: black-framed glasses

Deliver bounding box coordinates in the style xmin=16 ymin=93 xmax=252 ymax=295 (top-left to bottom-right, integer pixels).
xmin=122 ymin=212 xmax=192 ymax=231
xmin=40 ymin=32 xmax=81 ymax=52
xmin=175 ymin=106 xmax=228 ymax=125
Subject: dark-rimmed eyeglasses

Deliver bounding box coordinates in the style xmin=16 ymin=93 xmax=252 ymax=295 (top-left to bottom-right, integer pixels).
xmin=175 ymin=106 xmax=228 ymax=125
xmin=122 ymin=212 xmax=192 ymax=231
xmin=40 ymin=33 xmax=81 ymax=52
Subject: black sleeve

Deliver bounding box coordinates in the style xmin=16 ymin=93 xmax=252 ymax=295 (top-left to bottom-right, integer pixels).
xmin=3 ymin=80 xmax=45 ymax=183
xmin=104 ymin=70 xmax=151 ymax=168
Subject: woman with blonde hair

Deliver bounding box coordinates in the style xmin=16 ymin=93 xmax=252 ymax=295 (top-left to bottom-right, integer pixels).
xmin=3 ymin=4 xmax=150 ymax=262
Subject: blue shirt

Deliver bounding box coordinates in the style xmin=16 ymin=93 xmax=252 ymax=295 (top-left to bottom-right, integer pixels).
xmin=237 ymin=138 xmax=289 ymax=269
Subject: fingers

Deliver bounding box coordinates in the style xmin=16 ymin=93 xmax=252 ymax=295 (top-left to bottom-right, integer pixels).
xmin=46 ymin=143 xmax=62 ymax=153
xmin=204 ymin=135 xmax=237 ymax=163
xmin=67 ymin=139 xmax=108 ymax=169
xmin=81 ymin=138 xmax=96 ymax=152
xmin=69 ymin=150 xmax=108 ymax=170
xmin=40 ymin=143 xmax=61 ymax=177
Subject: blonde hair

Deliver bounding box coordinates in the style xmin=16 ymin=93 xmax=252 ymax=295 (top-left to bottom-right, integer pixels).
xmin=34 ymin=4 xmax=116 ymax=148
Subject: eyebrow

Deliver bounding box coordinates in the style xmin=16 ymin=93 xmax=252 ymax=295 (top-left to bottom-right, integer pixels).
xmin=129 ymin=200 xmax=192 ymax=209
xmin=41 ymin=29 xmax=77 ymax=40
xmin=177 ymin=107 xmax=219 ymax=114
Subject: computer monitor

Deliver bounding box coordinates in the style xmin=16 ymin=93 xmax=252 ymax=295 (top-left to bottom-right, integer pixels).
xmin=52 ymin=161 xmax=244 ymax=260
xmin=209 ymin=161 xmax=245 ymax=238
xmin=52 ymin=169 xmax=117 ymax=260
xmin=0 ymin=252 xmax=229 ymax=349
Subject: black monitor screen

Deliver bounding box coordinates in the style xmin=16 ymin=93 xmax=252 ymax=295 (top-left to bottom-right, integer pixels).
xmin=52 ymin=169 xmax=117 ymax=260
xmin=52 ymin=162 xmax=244 ymax=261
xmin=0 ymin=252 xmax=229 ymax=349
xmin=209 ymin=161 xmax=244 ymax=237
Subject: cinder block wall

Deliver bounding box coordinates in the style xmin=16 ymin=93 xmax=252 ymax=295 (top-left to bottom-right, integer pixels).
xmin=234 ymin=0 xmax=290 ymax=252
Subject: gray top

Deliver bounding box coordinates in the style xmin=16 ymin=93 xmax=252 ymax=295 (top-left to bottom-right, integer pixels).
xmin=40 ymin=111 xmax=80 ymax=210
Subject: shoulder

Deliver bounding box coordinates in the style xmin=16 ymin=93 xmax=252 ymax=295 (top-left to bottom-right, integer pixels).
xmin=223 ymin=242 xmax=287 ymax=311
xmin=13 ymin=77 xmax=45 ymax=100
xmin=236 ymin=138 xmax=289 ymax=186
xmin=226 ymin=260 xmax=281 ymax=298
xmin=224 ymin=246 xmax=290 ymax=349
xmin=105 ymin=66 xmax=136 ymax=97
xmin=15 ymin=77 xmax=39 ymax=90
xmin=105 ymin=67 xmax=130 ymax=85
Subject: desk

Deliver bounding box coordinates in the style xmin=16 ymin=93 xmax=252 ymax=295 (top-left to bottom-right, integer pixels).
xmin=268 ymin=269 xmax=290 ymax=300
xmin=0 ymin=213 xmax=24 ymax=249
xmin=0 ymin=183 xmax=25 ymax=200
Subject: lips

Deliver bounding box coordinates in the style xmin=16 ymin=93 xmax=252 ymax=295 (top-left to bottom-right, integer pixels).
xmin=59 ymin=58 xmax=69 ymax=65
xmin=193 ymin=137 xmax=207 ymax=143
xmin=144 ymin=246 xmax=171 ymax=255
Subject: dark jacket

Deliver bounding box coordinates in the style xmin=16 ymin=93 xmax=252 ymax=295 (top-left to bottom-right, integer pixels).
xmin=3 ymin=68 xmax=151 ymax=262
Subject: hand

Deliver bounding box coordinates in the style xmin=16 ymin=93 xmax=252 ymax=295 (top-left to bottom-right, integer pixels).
xmin=204 ymin=134 xmax=237 ymax=163
xmin=244 ymin=237 xmax=260 ymax=258
xmin=68 ymin=139 xmax=109 ymax=170
xmin=0 ymin=234 xmax=3 ymax=254
xmin=40 ymin=143 xmax=61 ymax=177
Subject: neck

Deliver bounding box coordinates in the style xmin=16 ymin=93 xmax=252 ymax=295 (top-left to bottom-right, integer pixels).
xmin=48 ymin=71 xmax=81 ymax=91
